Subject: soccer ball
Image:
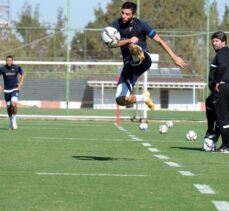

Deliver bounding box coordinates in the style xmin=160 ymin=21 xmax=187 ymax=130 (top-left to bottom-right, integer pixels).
xmin=139 ymin=122 xmax=148 ymax=130
xmin=202 ymin=138 xmax=216 ymax=152
xmin=101 ymin=26 xmax=121 ymax=47
xmin=166 ymin=120 xmax=173 ymax=128
xmin=159 ymin=125 xmax=168 ymax=134
xmin=186 ymin=130 xmax=197 ymax=141
xmin=202 ymin=135 xmax=216 ymax=151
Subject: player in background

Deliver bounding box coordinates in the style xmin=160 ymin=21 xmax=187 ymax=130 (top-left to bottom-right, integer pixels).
xmin=210 ymin=31 xmax=229 ymax=152
xmin=111 ymin=1 xmax=186 ymax=109
xmin=0 ymin=55 xmax=25 ymax=130
xmin=204 ymin=35 xmax=221 ymax=141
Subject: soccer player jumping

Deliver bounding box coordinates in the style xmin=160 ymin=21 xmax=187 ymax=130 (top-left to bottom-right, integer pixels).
xmin=112 ymin=1 xmax=187 ymax=109
xmin=0 ymin=55 xmax=25 ymax=130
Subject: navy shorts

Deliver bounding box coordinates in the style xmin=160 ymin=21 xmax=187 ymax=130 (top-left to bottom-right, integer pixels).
xmin=4 ymin=90 xmax=19 ymax=106
xmin=116 ymin=51 xmax=152 ymax=98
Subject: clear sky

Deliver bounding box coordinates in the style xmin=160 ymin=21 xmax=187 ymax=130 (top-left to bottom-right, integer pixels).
xmin=9 ymin=0 xmax=229 ymax=29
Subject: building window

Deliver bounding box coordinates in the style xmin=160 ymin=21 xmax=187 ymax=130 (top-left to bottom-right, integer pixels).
xmin=160 ymin=89 xmax=169 ymax=109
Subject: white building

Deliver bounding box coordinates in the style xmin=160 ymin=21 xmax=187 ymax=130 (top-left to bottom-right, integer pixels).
xmin=88 ymin=67 xmax=206 ymax=111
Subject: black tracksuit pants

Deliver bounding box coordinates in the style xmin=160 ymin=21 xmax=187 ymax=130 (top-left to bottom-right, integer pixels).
xmin=205 ymin=92 xmax=220 ymax=139
xmin=215 ymin=83 xmax=229 ymax=147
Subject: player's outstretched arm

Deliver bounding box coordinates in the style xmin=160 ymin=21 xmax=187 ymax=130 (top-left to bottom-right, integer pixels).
xmin=153 ymin=34 xmax=187 ymax=68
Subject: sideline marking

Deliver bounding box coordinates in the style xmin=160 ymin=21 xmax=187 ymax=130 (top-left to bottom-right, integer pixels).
xmin=118 ymin=126 xmax=128 ymax=132
xmin=128 ymin=134 xmax=136 ymax=138
xmin=127 ymin=135 xmax=143 ymax=142
xmin=178 ymin=171 xmax=195 ymax=176
xmin=142 ymin=143 xmax=152 ymax=147
xmin=193 ymin=184 xmax=215 ymax=194
xmin=132 ymin=137 xmax=143 ymax=142
xmin=212 ymin=201 xmax=229 ymax=211
xmin=154 ymin=154 xmax=169 ymax=160
xmin=32 ymin=137 xmax=135 ymax=142
xmin=36 ymin=173 xmax=149 ymax=177
xmin=148 ymin=148 xmax=160 ymax=152
xmin=164 ymin=162 xmax=181 ymax=167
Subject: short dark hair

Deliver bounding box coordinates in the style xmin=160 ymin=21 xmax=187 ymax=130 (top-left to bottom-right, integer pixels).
xmin=122 ymin=1 xmax=137 ymax=14
xmin=6 ymin=55 xmax=13 ymax=60
xmin=211 ymin=31 xmax=227 ymax=44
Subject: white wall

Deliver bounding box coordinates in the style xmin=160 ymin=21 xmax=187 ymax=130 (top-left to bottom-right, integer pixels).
xmin=92 ymin=87 xmax=202 ymax=111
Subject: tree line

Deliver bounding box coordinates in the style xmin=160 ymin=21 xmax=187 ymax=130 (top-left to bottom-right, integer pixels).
xmin=0 ymin=0 xmax=228 ymax=75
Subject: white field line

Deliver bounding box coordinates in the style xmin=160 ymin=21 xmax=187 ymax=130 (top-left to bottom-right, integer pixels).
xmin=132 ymin=137 xmax=143 ymax=142
xmin=141 ymin=143 xmax=152 ymax=147
xmin=32 ymin=137 xmax=135 ymax=142
xmin=148 ymin=148 xmax=160 ymax=152
xmin=178 ymin=171 xmax=195 ymax=176
xmin=154 ymin=154 xmax=169 ymax=160
xmin=212 ymin=201 xmax=229 ymax=211
xmin=128 ymin=134 xmax=137 ymax=139
xmin=18 ymin=122 xmax=108 ymax=127
xmin=164 ymin=162 xmax=181 ymax=167
xmin=3 ymin=114 xmax=131 ymax=121
xmin=193 ymin=184 xmax=215 ymax=194
xmin=36 ymin=172 xmax=150 ymax=177
xmin=118 ymin=126 xmax=128 ymax=132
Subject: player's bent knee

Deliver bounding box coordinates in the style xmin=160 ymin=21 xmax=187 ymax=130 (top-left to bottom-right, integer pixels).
xmin=116 ymin=97 xmax=124 ymax=106
xmin=116 ymin=96 xmax=132 ymax=106
xmin=116 ymin=96 xmax=129 ymax=106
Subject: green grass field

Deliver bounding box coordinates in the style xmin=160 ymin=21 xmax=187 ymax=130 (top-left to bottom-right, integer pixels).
xmin=0 ymin=116 xmax=228 ymax=211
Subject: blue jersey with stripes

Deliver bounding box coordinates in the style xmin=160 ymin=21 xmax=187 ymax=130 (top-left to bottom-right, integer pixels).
xmin=0 ymin=65 xmax=23 ymax=91
xmin=112 ymin=18 xmax=156 ymax=62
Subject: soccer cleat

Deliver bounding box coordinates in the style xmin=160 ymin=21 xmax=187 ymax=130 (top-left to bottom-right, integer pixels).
xmin=130 ymin=44 xmax=145 ymax=62
xmin=144 ymin=91 xmax=155 ymax=110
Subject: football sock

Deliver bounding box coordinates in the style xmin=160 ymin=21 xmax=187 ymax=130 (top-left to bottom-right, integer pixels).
xmin=12 ymin=115 xmax=16 ymax=123
xmin=135 ymin=95 xmax=147 ymax=102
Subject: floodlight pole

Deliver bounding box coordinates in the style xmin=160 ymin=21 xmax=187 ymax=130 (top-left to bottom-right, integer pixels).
xmin=205 ymin=0 xmax=210 ymax=98
xmin=66 ymin=0 xmax=71 ymax=109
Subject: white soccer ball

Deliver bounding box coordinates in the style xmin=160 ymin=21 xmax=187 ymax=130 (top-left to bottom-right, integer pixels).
xmin=186 ymin=130 xmax=197 ymax=141
xmin=166 ymin=120 xmax=174 ymax=128
xmin=202 ymin=136 xmax=216 ymax=152
xmin=101 ymin=26 xmax=121 ymax=47
xmin=159 ymin=125 xmax=168 ymax=134
xmin=139 ymin=122 xmax=148 ymax=130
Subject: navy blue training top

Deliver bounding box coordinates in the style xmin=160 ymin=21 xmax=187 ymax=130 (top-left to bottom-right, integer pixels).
xmin=112 ymin=18 xmax=156 ymax=62
xmin=0 ymin=64 xmax=24 ymax=91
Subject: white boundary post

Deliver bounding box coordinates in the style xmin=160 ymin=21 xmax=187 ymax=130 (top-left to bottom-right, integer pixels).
xmin=143 ymin=71 xmax=148 ymax=120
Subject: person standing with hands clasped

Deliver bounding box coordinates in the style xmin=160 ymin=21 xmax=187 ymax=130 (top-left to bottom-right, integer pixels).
xmin=210 ymin=31 xmax=229 ymax=152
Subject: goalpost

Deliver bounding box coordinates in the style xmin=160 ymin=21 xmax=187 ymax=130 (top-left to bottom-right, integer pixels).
xmin=0 ymin=60 xmax=152 ymax=123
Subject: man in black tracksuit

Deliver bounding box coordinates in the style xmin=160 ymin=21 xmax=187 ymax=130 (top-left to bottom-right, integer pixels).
xmin=210 ymin=31 xmax=229 ymax=152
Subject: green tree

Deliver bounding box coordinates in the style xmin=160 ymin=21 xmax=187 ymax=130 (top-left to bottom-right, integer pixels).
xmin=51 ymin=7 xmax=67 ymax=60
xmin=209 ymin=0 xmax=219 ymax=32
xmin=71 ymin=0 xmax=122 ymax=61
xmin=220 ymin=5 xmax=229 ymax=31
xmin=209 ymin=0 xmax=220 ymax=62
xmin=16 ymin=2 xmax=50 ymax=59
xmin=0 ymin=32 xmax=25 ymax=59
xmin=71 ymin=0 xmax=207 ymax=75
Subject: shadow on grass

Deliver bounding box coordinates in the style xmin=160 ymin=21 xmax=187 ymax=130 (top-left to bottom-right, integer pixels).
xmin=0 ymin=127 xmax=11 ymax=131
xmin=170 ymin=146 xmax=202 ymax=151
xmin=72 ymin=155 xmax=135 ymax=161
